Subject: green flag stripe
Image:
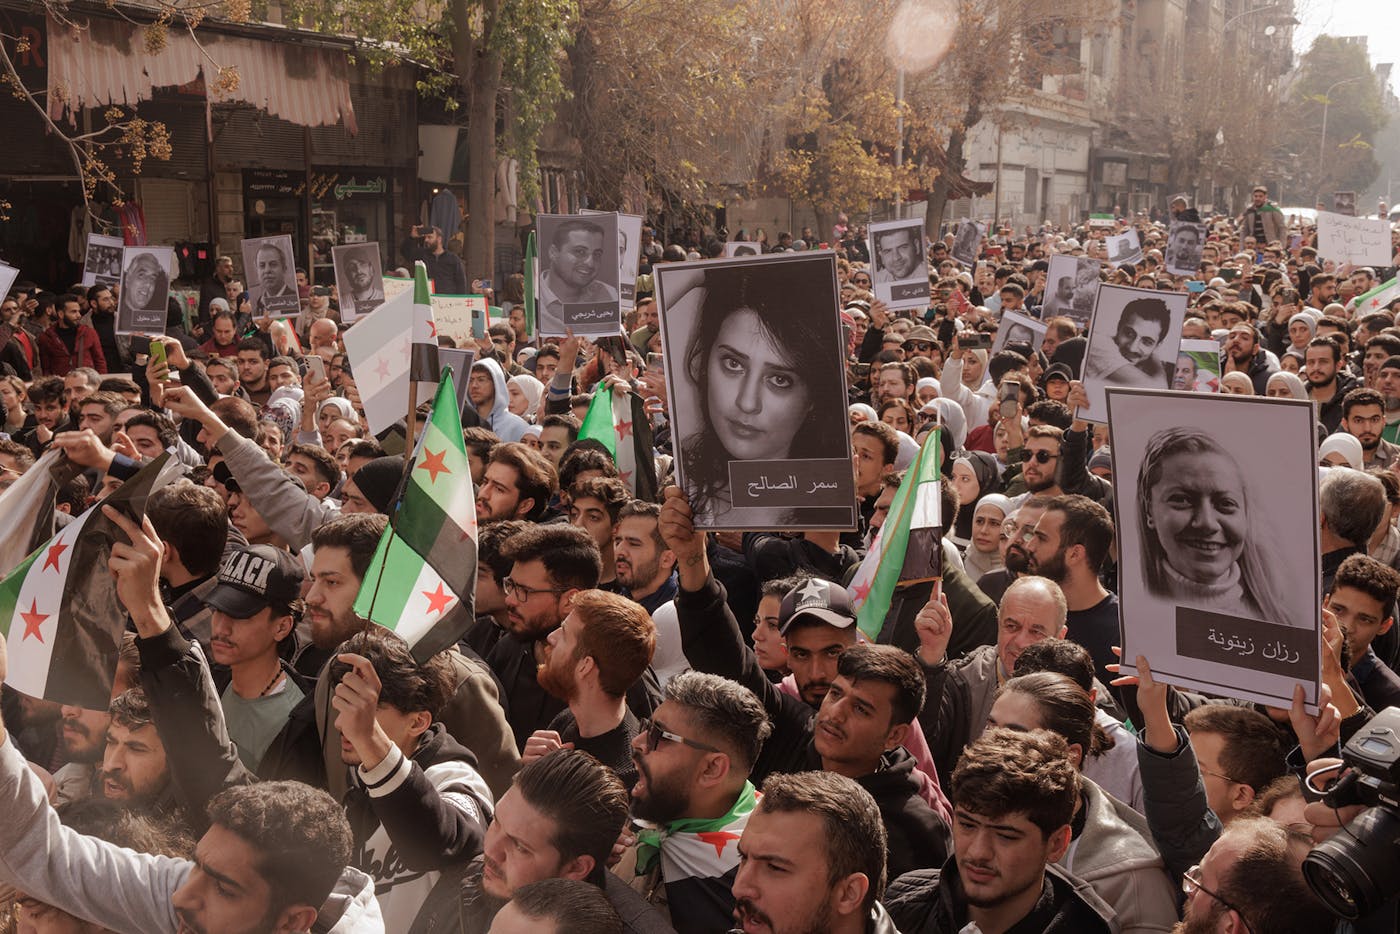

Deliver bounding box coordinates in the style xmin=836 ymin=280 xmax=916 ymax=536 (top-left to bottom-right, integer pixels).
xmin=0 ymin=548 xmax=41 ymax=638
xmin=354 ymin=532 xmax=424 ymax=629
xmin=577 ymin=386 xmax=619 ymax=456
xmin=855 ymin=431 xmax=940 ymax=640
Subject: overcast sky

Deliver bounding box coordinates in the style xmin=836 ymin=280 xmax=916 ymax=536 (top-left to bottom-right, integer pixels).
xmin=1293 ymin=0 xmax=1400 ymax=94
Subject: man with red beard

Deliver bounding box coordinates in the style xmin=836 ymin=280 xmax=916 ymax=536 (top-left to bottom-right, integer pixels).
xmin=521 ymin=589 xmax=656 ymax=790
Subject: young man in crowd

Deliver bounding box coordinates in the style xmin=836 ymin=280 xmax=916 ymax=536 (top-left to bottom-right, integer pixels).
xmin=568 ymin=476 xmax=631 ymax=587
xmin=613 ymin=500 xmax=678 ymax=615
xmin=1024 ymin=495 xmax=1118 ymax=687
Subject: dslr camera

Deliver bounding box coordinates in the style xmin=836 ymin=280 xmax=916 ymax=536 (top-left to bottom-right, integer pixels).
xmin=1302 ymin=706 xmax=1400 ymax=919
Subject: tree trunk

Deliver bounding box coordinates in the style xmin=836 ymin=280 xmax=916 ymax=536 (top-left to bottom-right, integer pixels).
xmin=454 ymin=0 xmax=502 ymax=281
xmin=924 ymin=124 xmax=967 ymax=240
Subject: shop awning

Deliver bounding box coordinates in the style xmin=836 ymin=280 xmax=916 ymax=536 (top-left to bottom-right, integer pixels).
xmin=46 ymin=14 xmax=358 ymax=135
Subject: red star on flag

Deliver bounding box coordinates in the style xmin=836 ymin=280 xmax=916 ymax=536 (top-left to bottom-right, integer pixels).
xmin=428 ymin=319 xmax=438 ymax=338
xmin=615 ymin=419 xmax=634 ymax=440
xmin=421 ymin=582 xmax=454 ymax=616
xmin=695 ymin=830 xmax=740 ymax=858
xmin=850 ymin=580 xmax=871 ymax=603
xmin=399 ymin=338 xmax=411 ymax=360
xmin=417 ymin=448 xmax=451 ymax=484
xmin=43 ymin=541 xmax=69 ymax=572
xmin=374 ymin=356 xmax=392 ymax=381
xmin=20 ymin=600 xmax=48 ymax=642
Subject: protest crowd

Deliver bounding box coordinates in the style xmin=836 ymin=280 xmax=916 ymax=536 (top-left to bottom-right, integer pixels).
xmin=1 ymin=188 xmax=1400 ymax=934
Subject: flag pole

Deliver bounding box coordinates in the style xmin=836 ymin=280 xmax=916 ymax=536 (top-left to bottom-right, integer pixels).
xmin=407 ymin=383 xmax=419 ymax=451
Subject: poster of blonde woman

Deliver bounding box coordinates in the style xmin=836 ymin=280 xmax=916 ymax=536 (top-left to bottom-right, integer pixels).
xmin=1106 ymin=387 xmax=1321 ymax=710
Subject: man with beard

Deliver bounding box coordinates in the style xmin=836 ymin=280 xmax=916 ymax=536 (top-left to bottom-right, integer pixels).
xmin=524 ymin=589 xmax=655 ymax=790
xmin=1082 ymin=298 xmax=1171 ymax=389
xmin=99 ymin=687 xmax=174 ymax=812
xmin=1009 ymin=426 xmax=1064 ymax=500
xmin=53 ymin=702 xmax=111 ymax=805
xmin=486 ymin=524 xmax=656 ymax=751
xmin=908 ymin=576 xmax=1073 ymax=780
xmin=1305 ymin=336 xmax=1361 ymax=434
xmin=87 ymin=283 xmax=126 ymax=373
xmin=401 ymin=224 xmax=468 ymax=296
xmin=884 ymin=728 xmax=1115 ymax=934
xmin=1378 ymin=356 xmax=1400 ymax=445
xmin=37 ymin=293 xmax=105 ymax=376
xmin=1173 ymin=818 xmax=1330 ymax=934
xmin=975 ymin=497 xmax=1050 ymax=605
xmin=1306 ymin=272 xmax=1338 ymax=312
xmin=1360 ymin=334 xmax=1400 ymax=389
xmin=342 ymin=248 xmax=385 ymax=317
xmin=731 ymin=771 xmax=901 ymax=934
xmin=199 ymin=254 xmax=236 ymax=326
xmin=1024 ymin=495 xmax=1118 ymax=690
xmin=1220 ymin=323 xmax=1275 ymax=394
xmin=1340 ymin=387 xmax=1400 ymax=470
xmin=235 ymin=338 xmax=273 ymax=408
xmin=873 ymin=225 xmax=922 ymax=284
xmin=628 ymin=671 xmax=771 ymax=933
xmin=613 ymin=501 xmax=678 ymax=615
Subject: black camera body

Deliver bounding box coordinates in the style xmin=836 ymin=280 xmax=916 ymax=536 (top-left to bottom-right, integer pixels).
xmin=1303 ymin=706 xmax=1400 ymax=919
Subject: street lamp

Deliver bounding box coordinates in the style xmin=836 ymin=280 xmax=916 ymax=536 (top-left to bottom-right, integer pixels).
xmin=1317 ymin=75 xmax=1365 ymax=195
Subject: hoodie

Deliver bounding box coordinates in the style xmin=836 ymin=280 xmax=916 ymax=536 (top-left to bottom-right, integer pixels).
xmin=0 ymin=737 xmax=385 ymax=933
xmin=857 ymin=747 xmax=952 ymax=880
xmin=472 ymin=357 xmax=529 ymax=442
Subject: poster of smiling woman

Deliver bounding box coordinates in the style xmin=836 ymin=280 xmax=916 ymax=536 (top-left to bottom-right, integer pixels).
xmin=655 ymin=252 xmax=857 ymax=530
xmin=117 ymin=246 xmax=174 ymax=335
xmin=1107 ymin=387 xmax=1321 ymax=710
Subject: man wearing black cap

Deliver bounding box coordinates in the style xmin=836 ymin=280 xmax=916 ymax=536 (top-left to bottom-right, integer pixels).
xmin=205 ymin=544 xmax=310 ymax=772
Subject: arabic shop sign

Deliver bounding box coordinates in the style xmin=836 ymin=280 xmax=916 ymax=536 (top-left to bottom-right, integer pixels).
xmin=310 ymin=172 xmax=388 ymax=201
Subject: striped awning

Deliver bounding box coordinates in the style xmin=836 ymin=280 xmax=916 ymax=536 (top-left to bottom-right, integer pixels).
xmin=46 ymin=14 xmax=358 ymax=135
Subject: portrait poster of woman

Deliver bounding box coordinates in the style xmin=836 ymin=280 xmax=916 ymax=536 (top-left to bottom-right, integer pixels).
xmin=1106 ymin=387 xmax=1322 ymax=710
xmin=655 ymin=252 xmax=857 ymax=530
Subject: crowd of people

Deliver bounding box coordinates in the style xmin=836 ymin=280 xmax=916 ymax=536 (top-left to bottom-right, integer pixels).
xmin=0 ymin=185 xmax=1398 ymax=934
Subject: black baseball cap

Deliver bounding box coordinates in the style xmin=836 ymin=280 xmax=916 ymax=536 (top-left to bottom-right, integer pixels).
xmin=778 ymin=579 xmax=857 ymax=635
xmin=205 ymin=545 xmax=305 ymax=618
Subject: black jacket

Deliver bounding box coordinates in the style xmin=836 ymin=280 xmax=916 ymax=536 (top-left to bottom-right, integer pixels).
xmin=885 ymin=860 xmax=1116 ymax=934
xmin=860 ymin=748 xmax=951 ymax=880
xmin=874 ymin=564 xmax=998 ymax=663
xmin=399 ymin=239 xmax=468 ymax=296
xmin=1316 ymin=371 xmax=1362 ymax=435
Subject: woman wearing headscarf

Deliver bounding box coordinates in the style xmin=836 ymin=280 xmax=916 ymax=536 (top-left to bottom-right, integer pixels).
xmin=1320 ymin=434 xmax=1365 ymax=470
xmin=507 ymin=373 xmax=544 ymax=422
xmin=1219 ymin=371 xmax=1255 ymax=395
xmin=962 ymin=492 xmax=1012 ymax=579
xmin=1265 ymin=370 xmax=1328 ymax=444
xmin=947 ymin=451 xmax=1001 ymax=550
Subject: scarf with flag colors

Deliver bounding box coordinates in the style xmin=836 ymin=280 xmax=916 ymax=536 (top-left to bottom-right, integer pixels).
xmin=849 ymin=430 xmax=943 ymax=642
xmin=578 ymin=384 xmax=658 ymax=502
xmin=353 ymin=367 xmax=478 ymax=661
xmin=635 ymin=780 xmax=756 ymax=925
xmin=0 ymin=454 xmax=179 ymax=708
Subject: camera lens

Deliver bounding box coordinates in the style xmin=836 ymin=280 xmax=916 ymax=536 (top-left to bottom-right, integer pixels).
xmin=1302 ymin=805 xmax=1400 ymax=919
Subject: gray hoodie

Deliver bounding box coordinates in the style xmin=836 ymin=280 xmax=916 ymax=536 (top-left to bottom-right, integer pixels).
xmin=472 ymin=357 xmax=528 ymax=442
xmin=0 ymin=737 xmax=385 ymax=933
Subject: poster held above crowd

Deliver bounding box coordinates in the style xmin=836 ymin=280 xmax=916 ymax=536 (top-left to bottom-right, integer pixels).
xmin=1105 ymin=230 xmax=1143 ymax=267
xmin=990 ymin=310 xmax=1047 ymax=356
xmin=583 ymin=209 xmax=642 ymax=308
xmin=240 ymin=234 xmax=300 ymax=317
xmin=534 ymin=212 xmax=622 ymax=337
xmin=867 ymin=219 xmax=931 ymax=312
xmin=116 ymin=246 xmax=174 ymax=336
xmin=1078 ymin=284 xmax=1188 ymax=422
xmin=1041 ymin=254 xmax=1100 ymax=329
xmin=331 ymin=243 xmax=386 ymax=323
xmin=1315 ymin=211 xmax=1392 ymax=267
xmin=1106 ymin=387 xmax=1322 ymax=710
xmin=80 ymin=234 xmax=123 ymax=287
xmin=950 ymin=220 xmax=982 ymax=267
xmin=1165 ymin=221 xmax=1207 ymax=277
xmin=1173 ymin=339 xmax=1223 ymax=393
xmin=723 ymin=241 xmax=761 ymax=258
xmin=655 ymin=251 xmax=857 ymax=530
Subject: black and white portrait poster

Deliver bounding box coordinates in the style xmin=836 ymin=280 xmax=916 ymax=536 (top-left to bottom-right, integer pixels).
xmin=241 ymin=234 xmax=299 ymax=318
xmin=1165 ymin=222 xmax=1207 ymax=277
xmin=655 ymin=252 xmax=856 ymax=530
xmin=116 ymin=246 xmax=174 ymax=335
xmin=0 ymin=261 xmax=17 ymax=303
xmin=723 ymin=241 xmax=761 ymax=258
xmin=1079 ymin=284 xmax=1188 ymax=423
xmin=867 ymin=219 xmax=930 ymax=312
xmin=1041 ymin=254 xmax=1100 ymax=329
xmin=583 ymin=210 xmax=643 ymax=309
xmin=1105 ymin=230 xmax=1143 ymax=267
xmin=332 ymin=243 xmax=385 ymax=323
xmin=535 ymin=213 xmax=621 ymax=338
xmin=1107 ymin=388 xmax=1321 ymax=710
xmin=81 ymin=234 xmax=123 ymax=286
xmin=992 ymin=310 xmax=1048 ymax=356
xmin=950 ymin=220 xmax=982 ymax=267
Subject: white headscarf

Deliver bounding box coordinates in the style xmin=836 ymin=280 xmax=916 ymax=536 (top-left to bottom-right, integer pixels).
xmin=508 ymin=373 xmax=544 ymax=418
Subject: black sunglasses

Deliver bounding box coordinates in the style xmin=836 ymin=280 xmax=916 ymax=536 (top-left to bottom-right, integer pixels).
xmin=1027 ymin=449 xmax=1058 ymax=464
xmin=638 ymin=718 xmax=719 ymax=755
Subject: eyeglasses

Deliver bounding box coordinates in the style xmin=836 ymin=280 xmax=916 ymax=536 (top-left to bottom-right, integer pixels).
xmin=1182 ymin=865 xmax=1254 ymax=934
xmin=1198 ymin=766 xmax=1241 ymax=785
xmin=852 ymin=277 xmax=871 ymax=286
xmin=1027 ymin=449 xmax=1059 ymax=464
xmin=638 ymin=718 xmax=719 ymax=755
xmin=501 ymin=576 xmax=568 ymax=601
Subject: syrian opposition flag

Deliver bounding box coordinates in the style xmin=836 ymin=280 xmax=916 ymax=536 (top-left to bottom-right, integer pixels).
xmin=1351 ymin=276 xmax=1400 ymax=315
xmin=579 ymin=384 xmax=657 ymax=501
xmin=522 ymin=231 xmax=537 ymax=339
xmin=354 ymin=367 xmax=478 ymax=660
xmin=411 ymin=261 xmax=441 ymax=384
xmin=342 ymin=287 xmax=414 ymax=437
xmin=849 ymin=431 xmax=942 ymax=642
xmin=0 ymin=454 xmax=179 ymax=708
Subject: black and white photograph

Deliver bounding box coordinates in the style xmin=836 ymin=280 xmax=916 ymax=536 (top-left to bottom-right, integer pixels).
xmin=1040 ymin=253 xmax=1100 ymax=328
xmin=723 ymin=241 xmax=761 ymax=258
xmin=583 ymin=209 xmax=643 ymax=308
xmin=1079 ymin=284 xmax=1189 ymax=422
xmin=1107 ymin=388 xmax=1321 ymax=709
xmin=950 ymin=220 xmax=982 ymax=267
xmin=1333 ymin=190 xmax=1356 ymax=217
xmin=1165 ymin=221 xmax=1207 ymax=277
xmin=867 ymin=219 xmax=930 ymax=311
xmin=80 ymin=234 xmax=123 ymax=287
xmin=535 ymin=212 xmax=621 ymax=337
xmin=332 ymin=243 xmax=385 ymax=323
xmin=0 ymin=260 xmax=18 ymax=304
xmin=240 ymin=234 xmax=300 ymax=317
xmin=991 ymin=310 xmax=1048 ymax=356
xmin=1105 ymin=229 xmax=1143 ymax=267
xmin=116 ymin=246 xmax=174 ymax=335
xmin=655 ymin=251 xmax=857 ymax=530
